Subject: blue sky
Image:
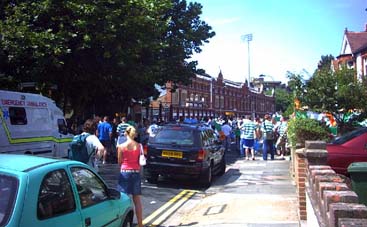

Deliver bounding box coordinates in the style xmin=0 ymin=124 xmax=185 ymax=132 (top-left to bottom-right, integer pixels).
xmin=190 ymin=0 xmax=367 ymax=83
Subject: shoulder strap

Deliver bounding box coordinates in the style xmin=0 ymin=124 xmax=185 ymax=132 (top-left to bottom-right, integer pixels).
xmin=139 ymin=143 xmax=144 ymax=155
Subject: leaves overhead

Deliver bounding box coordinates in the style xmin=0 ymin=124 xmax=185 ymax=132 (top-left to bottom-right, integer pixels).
xmin=0 ymin=0 xmax=215 ymax=116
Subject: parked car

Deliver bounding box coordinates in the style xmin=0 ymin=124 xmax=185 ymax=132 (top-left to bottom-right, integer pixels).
xmin=143 ymin=123 xmax=226 ymax=187
xmin=0 ymin=154 xmax=133 ymax=227
xmin=326 ymin=127 xmax=367 ymax=176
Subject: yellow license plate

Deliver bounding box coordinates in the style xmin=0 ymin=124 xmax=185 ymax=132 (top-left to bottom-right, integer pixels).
xmin=162 ymin=150 xmax=183 ymax=159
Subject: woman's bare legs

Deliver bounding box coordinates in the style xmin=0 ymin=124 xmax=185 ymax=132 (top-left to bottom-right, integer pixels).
xmin=132 ymin=195 xmax=143 ymax=227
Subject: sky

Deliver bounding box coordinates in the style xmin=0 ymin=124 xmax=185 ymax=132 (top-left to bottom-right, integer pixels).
xmin=189 ymin=0 xmax=367 ymax=84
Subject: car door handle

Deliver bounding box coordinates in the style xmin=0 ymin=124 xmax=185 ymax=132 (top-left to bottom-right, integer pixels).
xmin=85 ymin=217 xmax=91 ymax=226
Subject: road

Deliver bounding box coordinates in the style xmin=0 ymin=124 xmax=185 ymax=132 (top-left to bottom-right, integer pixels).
xmin=98 ymin=149 xmax=240 ymax=226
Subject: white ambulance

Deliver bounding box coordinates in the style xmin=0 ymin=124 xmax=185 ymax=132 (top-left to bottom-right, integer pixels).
xmin=0 ymin=90 xmax=73 ymax=157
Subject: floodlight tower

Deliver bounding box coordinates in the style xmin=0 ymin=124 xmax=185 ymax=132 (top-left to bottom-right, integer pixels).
xmin=241 ymin=33 xmax=253 ymax=86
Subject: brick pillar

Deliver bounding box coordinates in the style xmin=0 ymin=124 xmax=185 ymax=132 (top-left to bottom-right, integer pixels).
xmin=304 ymin=141 xmax=328 ymax=166
xmin=295 ymin=148 xmax=307 ymax=220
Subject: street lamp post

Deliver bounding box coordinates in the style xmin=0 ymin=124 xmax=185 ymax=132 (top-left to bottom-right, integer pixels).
xmin=241 ymin=33 xmax=253 ymax=86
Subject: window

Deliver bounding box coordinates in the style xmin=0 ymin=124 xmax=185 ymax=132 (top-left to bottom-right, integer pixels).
xmin=71 ymin=168 xmax=108 ymax=208
xmin=331 ymin=128 xmax=367 ymax=145
xmin=0 ymin=175 xmax=18 ymax=227
xmin=181 ymin=90 xmax=187 ymax=107
xmin=205 ymin=130 xmax=215 ymax=145
xmin=37 ymin=170 xmax=75 ymax=219
xmin=201 ymin=131 xmax=209 ymax=146
xmin=153 ymin=128 xmax=195 ymax=145
xmin=9 ymin=107 xmax=27 ymax=125
xmin=57 ymin=119 xmax=68 ymax=134
xmin=215 ymin=95 xmax=219 ymax=108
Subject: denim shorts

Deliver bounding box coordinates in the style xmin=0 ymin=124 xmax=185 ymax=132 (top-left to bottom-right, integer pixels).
xmin=117 ymin=172 xmax=142 ymax=195
xmin=243 ymin=139 xmax=255 ymax=148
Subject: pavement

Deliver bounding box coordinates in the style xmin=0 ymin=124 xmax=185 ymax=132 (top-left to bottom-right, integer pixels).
xmin=162 ymin=149 xmax=300 ymax=227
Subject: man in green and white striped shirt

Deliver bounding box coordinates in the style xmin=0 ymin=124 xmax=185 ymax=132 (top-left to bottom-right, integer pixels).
xmin=261 ymin=114 xmax=275 ymax=160
xmin=239 ymin=115 xmax=257 ymax=160
xmin=116 ymin=117 xmax=131 ymax=145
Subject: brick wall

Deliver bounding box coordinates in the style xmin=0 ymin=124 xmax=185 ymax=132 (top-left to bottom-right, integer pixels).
xmin=295 ymin=141 xmax=367 ymax=227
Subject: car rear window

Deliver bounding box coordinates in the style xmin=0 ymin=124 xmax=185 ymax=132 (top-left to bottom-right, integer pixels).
xmin=0 ymin=175 xmax=18 ymax=227
xmin=331 ymin=127 xmax=367 ymax=145
xmin=153 ymin=128 xmax=195 ymax=145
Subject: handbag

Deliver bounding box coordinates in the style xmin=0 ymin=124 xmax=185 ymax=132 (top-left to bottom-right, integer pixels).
xmin=139 ymin=144 xmax=147 ymax=166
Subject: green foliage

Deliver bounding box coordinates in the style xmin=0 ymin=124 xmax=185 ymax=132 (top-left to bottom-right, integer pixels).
xmin=286 ymin=72 xmax=305 ymax=100
xmin=285 ymin=60 xmax=367 ymax=134
xmin=317 ymin=54 xmax=334 ymax=71
xmin=274 ymin=88 xmax=291 ymax=113
xmin=283 ymin=105 xmax=294 ymax=119
xmin=0 ymin=0 xmax=215 ymax=116
xmin=305 ymin=66 xmax=367 ymax=133
xmin=287 ymin=117 xmax=331 ymax=148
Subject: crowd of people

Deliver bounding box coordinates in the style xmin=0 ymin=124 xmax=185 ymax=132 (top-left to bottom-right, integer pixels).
xmin=70 ymin=113 xmax=289 ymax=227
xmin=204 ymin=114 xmax=289 ymax=161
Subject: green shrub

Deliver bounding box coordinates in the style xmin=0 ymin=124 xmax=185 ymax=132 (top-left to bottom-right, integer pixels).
xmin=287 ymin=117 xmax=331 ymax=148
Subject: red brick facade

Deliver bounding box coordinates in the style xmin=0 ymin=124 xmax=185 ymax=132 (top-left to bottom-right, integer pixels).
xmin=160 ymin=71 xmax=275 ymax=121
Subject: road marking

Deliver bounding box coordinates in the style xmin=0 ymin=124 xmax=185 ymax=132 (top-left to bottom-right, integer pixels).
xmin=142 ymin=189 xmax=197 ymax=226
xmin=150 ymin=190 xmax=195 ymax=226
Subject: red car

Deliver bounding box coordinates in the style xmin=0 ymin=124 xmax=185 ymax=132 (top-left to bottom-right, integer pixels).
xmin=326 ymin=127 xmax=367 ymax=176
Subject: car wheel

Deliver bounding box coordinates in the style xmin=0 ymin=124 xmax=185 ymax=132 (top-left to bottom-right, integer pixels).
xmin=146 ymin=174 xmax=159 ymax=184
xmin=121 ymin=212 xmax=133 ymax=227
xmin=217 ymin=157 xmax=226 ymax=176
xmin=200 ymin=165 xmax=212 ymax=187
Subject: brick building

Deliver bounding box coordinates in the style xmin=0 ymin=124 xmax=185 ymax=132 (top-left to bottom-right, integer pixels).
xmin=152 ymin=71 xmax=275 ymax=122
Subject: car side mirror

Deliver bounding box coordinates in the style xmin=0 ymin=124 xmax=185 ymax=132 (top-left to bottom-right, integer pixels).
xmin=108 ymin=188 xmax=121 ymax=200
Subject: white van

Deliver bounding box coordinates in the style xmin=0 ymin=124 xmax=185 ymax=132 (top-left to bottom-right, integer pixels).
xmin=0 ymin=90 xmax=73 ymax=157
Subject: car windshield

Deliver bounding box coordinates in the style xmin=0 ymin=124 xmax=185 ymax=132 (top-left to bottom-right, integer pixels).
xmin=331 ymin=127 xmax=367 ymax=145
xmin=153 ymin=128 xmax=194 ymax=145
xmin=0 ymin=174 xmax=18 ymax=227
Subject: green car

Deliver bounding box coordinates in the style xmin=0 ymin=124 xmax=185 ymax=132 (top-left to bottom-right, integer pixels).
xmin=0 ymin=154 xmax=133 ymax=227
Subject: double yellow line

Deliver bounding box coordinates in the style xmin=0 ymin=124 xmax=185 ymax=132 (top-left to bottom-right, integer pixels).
xmin=142 ymin=189 xmax=198 ymax=226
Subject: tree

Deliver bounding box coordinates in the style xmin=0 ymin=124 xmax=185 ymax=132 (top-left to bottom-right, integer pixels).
xmin=274 ymin=88 xmax=292 ymax=114
xmin=305 ymin=66 xmax=367 ymax=133
xmin=317 ymin=54 xmax=334 ymax=71
xmin=0 ymin=0 xmax=215 ymax=117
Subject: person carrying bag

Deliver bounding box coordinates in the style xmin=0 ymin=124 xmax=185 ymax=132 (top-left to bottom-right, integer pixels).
xmin=117 ymin=126 xmax=144 ymax=227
